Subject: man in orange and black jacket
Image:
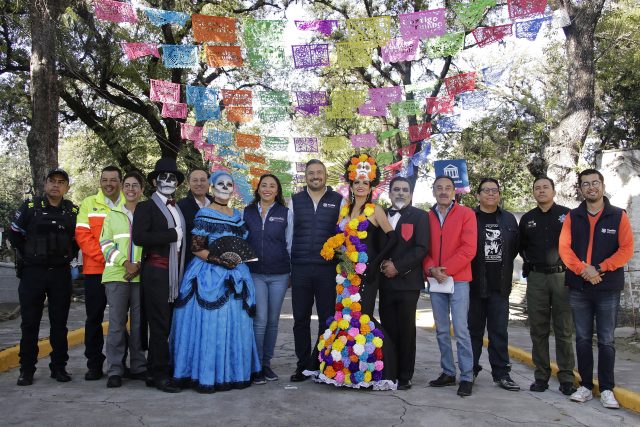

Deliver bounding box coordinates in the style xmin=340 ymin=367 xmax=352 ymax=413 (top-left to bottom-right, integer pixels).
xmin=76 ymin=166 xmax=124 ymax=381
xmin=559 ymin=168 xmax=634 ymax=409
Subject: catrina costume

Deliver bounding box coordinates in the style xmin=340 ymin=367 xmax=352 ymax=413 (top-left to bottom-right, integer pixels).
xmin=171 ymin=172 xmax=261 ymax=392
xmin=310 ymin=154 xmax=399 ymax=389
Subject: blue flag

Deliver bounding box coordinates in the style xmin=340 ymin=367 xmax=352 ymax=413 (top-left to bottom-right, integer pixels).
xmin=434 ymin=159 xmax=470 ymax=194
xmin=144 ymin=8 xmax=190 ymax=27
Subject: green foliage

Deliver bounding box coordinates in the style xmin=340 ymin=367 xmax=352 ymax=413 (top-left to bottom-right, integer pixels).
xmin=0 ymin=144 xmax=31 ymax=230
xmin=438 ymin=110 xmax=540 ymax=211
xmin=594 ymin=0 xmax=640 ymax=149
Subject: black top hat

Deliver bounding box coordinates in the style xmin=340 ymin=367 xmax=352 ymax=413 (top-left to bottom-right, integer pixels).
xmin=147 ymin=158 xmax=185 ymax=185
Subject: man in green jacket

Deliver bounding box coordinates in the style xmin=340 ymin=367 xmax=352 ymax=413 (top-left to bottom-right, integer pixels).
xmin=99 ymin=171 xmax=146 ymax=388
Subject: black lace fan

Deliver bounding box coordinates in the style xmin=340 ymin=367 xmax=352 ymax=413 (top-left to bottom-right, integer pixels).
xmin=208 ymin=236 xmax=258 ymax=264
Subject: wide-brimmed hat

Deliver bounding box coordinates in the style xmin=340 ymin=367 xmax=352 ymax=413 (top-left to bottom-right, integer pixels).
xmin=147 ymin=158 xmax=185 ymax=185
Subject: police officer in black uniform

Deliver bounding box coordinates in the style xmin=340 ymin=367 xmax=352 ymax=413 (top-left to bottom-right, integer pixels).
xmin=9 ymin=168 xmax=79 ymax=386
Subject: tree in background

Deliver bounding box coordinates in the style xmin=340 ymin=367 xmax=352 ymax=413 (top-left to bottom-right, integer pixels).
xmin=544 ymin=0 xmax=606 ymax=204
xmin=594 ymin=0 xmax=639 ymax=150
xmin=2 ymin=0 xmax=638 ymax=209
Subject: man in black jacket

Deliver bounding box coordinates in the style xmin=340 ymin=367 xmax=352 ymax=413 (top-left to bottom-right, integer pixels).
xmin=379 ymin=176 xmax=429 ymax=390
xmin=9 ymin=168 xmax=79 ymax=386
xmin=132 ymin=158 xmax=186 ymax=393
xmin=469 ymin=178 xmax=520 ymax=391
xmin=177 ymin=168 xmax=213 ymax=267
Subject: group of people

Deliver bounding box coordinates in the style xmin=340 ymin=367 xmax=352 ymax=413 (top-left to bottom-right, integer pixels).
xmin=423 ymin=170 xmax=633 ymax=409
xmin=8 ymin=155 xmax=633 ymax=410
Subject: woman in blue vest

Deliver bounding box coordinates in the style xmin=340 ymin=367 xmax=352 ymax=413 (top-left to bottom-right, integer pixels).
xmin=243 ymin=174 xmax=292 ymax=384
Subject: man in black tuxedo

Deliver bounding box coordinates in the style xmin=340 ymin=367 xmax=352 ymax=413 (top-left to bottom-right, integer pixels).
xmin=132 ymin=158 xmax=186 ymax=393
xmin=379 ymin=176 xmax=430 ymax=390
xmin=177 ymin=168 xmax=213 ymax=267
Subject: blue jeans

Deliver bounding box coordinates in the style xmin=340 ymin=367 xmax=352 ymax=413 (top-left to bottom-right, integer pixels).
xmin=252 ymin=273 xmax=289 ymax=367
xmin=569 ymin=289 xmax=620 ymax=391
xmin=430 ymin=282 xmax=474 ymax=382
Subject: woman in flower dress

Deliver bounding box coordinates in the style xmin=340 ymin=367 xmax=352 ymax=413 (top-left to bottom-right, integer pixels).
xmin=171 ymin=171 xmax=261 ymax=392
xmin=314 ymin=153 xmax=398 ymax=389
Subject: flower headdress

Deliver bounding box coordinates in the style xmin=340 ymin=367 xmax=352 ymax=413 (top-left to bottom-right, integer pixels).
xmin=345 ymin=153 xmax=379 ymax=186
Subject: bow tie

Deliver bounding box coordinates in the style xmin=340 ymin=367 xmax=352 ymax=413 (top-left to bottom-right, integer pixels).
xmin=166 ymin=199 xmax=176 ymax=207
xmin=388 ymin=209 xmax=401 ymax=217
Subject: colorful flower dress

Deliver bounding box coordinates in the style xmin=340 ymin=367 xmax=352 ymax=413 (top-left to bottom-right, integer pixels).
xmin=313 ymin=203 xmax=397 ymax=389
xmin=170 ymin=208 xmax=261 ymax=392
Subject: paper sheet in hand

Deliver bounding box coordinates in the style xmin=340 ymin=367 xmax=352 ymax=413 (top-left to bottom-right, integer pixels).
xmin=427 ymin=276 xmax=454 ymax=294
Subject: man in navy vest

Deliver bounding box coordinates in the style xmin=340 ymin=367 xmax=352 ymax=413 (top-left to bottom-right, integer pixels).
xmin=559 ymin=168 xmax=634 ymax=409
xmin=288 ymin=159 xmax=343 ymax=381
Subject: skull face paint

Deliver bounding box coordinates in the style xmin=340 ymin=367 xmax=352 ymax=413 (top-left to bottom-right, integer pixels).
xmin=156 ymin=172 xmax=178 ymax=196
xmin=213 ymin=174 xmax=234 ymax=201
xmin=355 ymin=161 xmax=372 ymax=180
xmin=390 ymin=180 xmax=412 ymax=210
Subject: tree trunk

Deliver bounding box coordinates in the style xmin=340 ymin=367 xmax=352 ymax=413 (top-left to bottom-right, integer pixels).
xmin=545 ymin=0 xmax=605 ymax=206
xmin=26 ymin=0 xmax=62 ymax=195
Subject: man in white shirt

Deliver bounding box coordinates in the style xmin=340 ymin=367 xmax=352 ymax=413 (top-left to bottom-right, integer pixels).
xmin=287 ymin=159 xmax=343 ymax=381
xmin=132 ymin=158 xmax=187 ymax=393
xmin=379 ymin=176 xmax=429 ymax=390
xmin=178 ymin=169 xmax=214 ymax=266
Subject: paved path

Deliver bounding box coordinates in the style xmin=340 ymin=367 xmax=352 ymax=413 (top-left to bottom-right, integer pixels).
xmin=1 ymin=291 xmax=639 ymax=426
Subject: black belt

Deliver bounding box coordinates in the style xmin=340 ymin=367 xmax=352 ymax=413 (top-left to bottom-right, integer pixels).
xmin=530 ymin=264 xmax=566 ymax=274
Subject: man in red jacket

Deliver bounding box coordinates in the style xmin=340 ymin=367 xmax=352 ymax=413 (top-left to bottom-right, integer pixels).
xmin=423 ymin=175 xmax=477 ymax=397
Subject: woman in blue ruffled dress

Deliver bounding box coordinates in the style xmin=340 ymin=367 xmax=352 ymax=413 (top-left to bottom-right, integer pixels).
xmin=171 ymin=171 xmax=261 ymax=392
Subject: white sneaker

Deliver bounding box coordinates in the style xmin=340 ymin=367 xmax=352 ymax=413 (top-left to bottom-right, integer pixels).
xmin=570 ymin=386 xmax=593 ymax=403
xmin=600 ymin=390 xmax=620 ymax=409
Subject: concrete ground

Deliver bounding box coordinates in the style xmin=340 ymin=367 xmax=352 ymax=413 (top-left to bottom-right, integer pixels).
xmin=1 ymin=290 xmax=639 ymax=426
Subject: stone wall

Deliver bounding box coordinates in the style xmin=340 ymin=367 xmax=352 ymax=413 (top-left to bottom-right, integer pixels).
xmin=597 ymin=149 xmax=640 ymax=311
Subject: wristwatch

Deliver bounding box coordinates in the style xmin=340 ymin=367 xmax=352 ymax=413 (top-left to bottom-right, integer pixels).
xmin=596 ymin=264 xmax=603 ymax=274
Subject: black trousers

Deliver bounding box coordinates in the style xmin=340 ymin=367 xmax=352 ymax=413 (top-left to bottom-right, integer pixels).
xmin=291 ymin=263 xmax=336 ymax=371
xmin=18 ymin=265 xmax=72 ymax=374
xmin=468 ymin=291 xmax=511 ymax=380
xmin=84 ymin=273 xmax=106 ymax=371
xmin=379 ymin=288 xmax=420 ymax=382
xmin=141 ymin=264 xmax=174 ymax=380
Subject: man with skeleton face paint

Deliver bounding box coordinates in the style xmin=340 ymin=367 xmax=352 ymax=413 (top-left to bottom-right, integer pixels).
xmin=378 ymin=176 xmax=430 ymax=390
xmin=156 ymin=172 xmax=179 ymax=196
xmin=132 ymin=158 xmax=186 ymax=393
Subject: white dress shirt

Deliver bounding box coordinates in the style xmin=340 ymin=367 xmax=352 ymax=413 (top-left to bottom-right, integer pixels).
xmin=388 ymin=209 xmax=401 ymax=229
xmin=155 ymin=192 xmax=183 ymax=252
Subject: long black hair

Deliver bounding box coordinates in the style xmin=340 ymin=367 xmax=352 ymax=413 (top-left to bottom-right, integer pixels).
xmin=250 ymin=174 xmax=286 ymax=206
